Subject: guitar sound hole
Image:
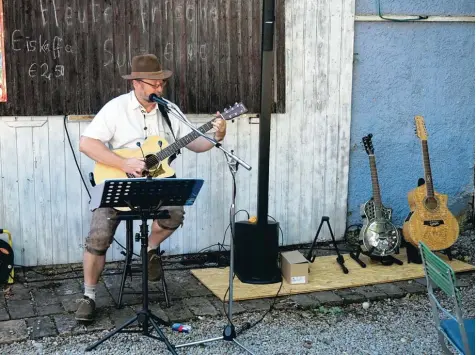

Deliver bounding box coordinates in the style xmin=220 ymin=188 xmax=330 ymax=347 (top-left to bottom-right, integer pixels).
xmin=145 ymin=154 xmax=159 ymax=170
xmin=424 ymin=196 xmax=438 ymax=211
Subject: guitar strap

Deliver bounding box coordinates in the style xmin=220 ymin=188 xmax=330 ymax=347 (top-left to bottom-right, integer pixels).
xmin=158 ymin=104 xmax=181 ymax=156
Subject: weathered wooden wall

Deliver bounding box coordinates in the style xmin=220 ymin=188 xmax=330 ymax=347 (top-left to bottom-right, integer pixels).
xmin=0 ymin=0 xmax=355 ymax=266
xmin=0 ymin=0 xmax=285 ymax=115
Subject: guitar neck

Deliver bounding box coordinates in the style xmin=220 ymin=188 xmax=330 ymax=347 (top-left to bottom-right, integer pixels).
xmin=155 ymin=120 xmax=214 ymax=161
xmin=369 ymin=155 xmax=383 ymax=208
xmin=421 ymin=140 xmax=434 ymax=198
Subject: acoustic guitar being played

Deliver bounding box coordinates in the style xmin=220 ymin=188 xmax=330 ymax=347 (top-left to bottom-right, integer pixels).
xmin=402 ymin=116 xmax=459 ymax=251
xmin=92 ymin=102 xmax=247 ymax=210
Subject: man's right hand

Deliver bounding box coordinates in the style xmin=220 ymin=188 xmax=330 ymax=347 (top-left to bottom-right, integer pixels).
xmin=122 ymin=158 xmax=146 ymax=177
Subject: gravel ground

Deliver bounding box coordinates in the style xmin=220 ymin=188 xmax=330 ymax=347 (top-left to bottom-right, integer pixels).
xmin=1 ymin=279 xmax=473 ymax=355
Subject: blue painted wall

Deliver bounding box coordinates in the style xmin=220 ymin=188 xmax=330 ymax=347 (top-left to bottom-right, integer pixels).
xmin=347 ymin=20 xmax=475 ymax=227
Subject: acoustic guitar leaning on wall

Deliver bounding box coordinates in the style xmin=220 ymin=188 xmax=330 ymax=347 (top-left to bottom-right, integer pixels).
xmin=402 ymin=116 xmax=459 ymax=251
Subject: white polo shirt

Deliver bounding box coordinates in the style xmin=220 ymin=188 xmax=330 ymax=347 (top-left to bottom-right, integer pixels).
xmin=81 ymin=91 xmax=192 ymax=150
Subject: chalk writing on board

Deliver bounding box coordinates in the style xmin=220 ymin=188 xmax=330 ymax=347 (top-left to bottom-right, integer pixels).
xmin=28 ymin=63 xmax=65 ymax=80
xmin=39 ymin=0 xmax=112 ymax=28
xmin=11 ymin=30 xmax=74 ymax=59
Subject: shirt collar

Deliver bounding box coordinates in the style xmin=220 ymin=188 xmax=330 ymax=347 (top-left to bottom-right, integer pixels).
xmin=129 ymin=91 xmax=158 ymax=113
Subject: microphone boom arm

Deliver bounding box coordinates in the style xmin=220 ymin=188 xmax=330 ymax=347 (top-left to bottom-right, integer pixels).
xmin=149 ymin=94 xmax=251 ymax=171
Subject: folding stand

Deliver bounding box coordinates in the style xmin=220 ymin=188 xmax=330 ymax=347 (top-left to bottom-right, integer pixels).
xmin=306 ymin=216 xmax=349 ymax=274
xmin=86 ymin=177 xmax=204 ymax=354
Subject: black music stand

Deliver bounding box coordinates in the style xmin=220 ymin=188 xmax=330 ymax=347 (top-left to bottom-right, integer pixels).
xmin=85 ymin=177 xmax=204 ymax=354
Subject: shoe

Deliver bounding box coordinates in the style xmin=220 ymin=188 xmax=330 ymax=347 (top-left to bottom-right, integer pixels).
xmin=148 ymin=249 xmax=163 ymax=281
xmin=75 ymin=296 xmax=96 ymax=322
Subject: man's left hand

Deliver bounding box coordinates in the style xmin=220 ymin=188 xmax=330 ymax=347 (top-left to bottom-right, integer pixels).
xmin=212 ymin=111 xmax=226 ymax=142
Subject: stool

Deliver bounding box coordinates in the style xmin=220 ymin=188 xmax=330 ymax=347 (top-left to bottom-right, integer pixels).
xmin=115 ymin=220 xmax=170 ymax=308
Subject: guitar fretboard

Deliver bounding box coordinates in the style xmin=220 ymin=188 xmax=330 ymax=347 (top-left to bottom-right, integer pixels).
xmin=146 ymin=121 xmax=214 ymax=166
xmin=421 ymin=140 xmax=434 ymax=198
xmin=369 ymin=155 xmax=382 ymax=208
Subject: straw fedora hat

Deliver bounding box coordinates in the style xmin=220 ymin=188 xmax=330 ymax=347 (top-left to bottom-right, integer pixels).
xmin=122 ymin=54 xmax=172 ymax=80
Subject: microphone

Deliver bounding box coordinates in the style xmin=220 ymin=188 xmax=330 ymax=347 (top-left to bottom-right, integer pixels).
xmin=149 ymin=93 xmax=169 ymax=107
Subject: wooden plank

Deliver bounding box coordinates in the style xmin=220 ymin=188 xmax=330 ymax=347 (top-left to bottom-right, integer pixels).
xmin=180 ymin=146 xmax=198 ymax=253
xmin=185 ymin=0 xmax=198 ymax=112
xmin=0 ymin=121 xmax=21 ymax=263
xmin=79 ymin=121 xmax=97 ymax=261
xmin=250 ymin=0 xmax=261 ymax=113
xmin=197 ymin=0 xmax=209 ymax=113
xmin=113 ymin=0 xmax=128 ymax=96
xmin=274 ymin=0 xmax=294 ymax=243
xmin=335 ymin=0 xmax=356 ymax=237
xmin=286 ymin=0 xmax=304 ymax=243
xmin=194 ymin=143 xmax=212 ymax=253
xmin=274 ymin=0 xmax=286 ymax=113
xmin=162 ymin=0 xmax=176 ymax=103
xmin=313 ymin=0 xmax=330 ymax=239
xmin=208 ymin=0 xmax=219 ymax=111
xmin=192 ymin=249 xmax=475 ymax=301
xmin=166 ymin=136 xmax=184 ymax=255
xmin=323 ymin=0 xmax=343 ymax=239
xmin=64 ymin=118 xmax=83 ymax=263
xmin=48 ymin=116 xmax=68 ymax=264
xmin=1 ymin=0 xmax=274 ymax=115
xmin=174 ymin=0 xmax=187 ymax=108
xmin=299 ymin=0 xmax=318 ymax=244
xmin=32 ymin=117 xmax=53 ymax=266
xmin=16 ymin=123 xmax=37 ymax=266
xmin=235 ymin=115 xmax=252 ymax=217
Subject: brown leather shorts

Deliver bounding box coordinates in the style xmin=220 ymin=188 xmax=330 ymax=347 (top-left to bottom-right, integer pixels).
xmin=85 ymin=206 xmax=185 ymax=255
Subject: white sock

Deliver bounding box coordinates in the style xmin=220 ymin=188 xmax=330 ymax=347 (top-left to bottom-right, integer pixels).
xmin=84 ymin=283 xmax=96 ymax=301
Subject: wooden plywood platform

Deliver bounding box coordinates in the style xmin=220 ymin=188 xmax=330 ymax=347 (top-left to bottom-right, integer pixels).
xmin=191 ymin=249 xmax=474 ymax=301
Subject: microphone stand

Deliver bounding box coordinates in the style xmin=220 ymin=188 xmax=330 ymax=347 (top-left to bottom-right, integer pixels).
xmin=152 ymin=96 xmax=255 ymax=354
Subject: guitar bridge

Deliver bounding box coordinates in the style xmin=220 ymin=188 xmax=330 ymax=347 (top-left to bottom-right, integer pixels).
xmin=423 ymin=220 xmax=445 ymax=227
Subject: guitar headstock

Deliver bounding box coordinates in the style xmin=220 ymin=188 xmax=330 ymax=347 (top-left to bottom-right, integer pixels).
xmin=221 ymin=102 xmax=248 ymax=121
xmin=362 ymin=134 xmax=374 ymax=155
xmin=414 ymin=115 xmax=428 ymax=141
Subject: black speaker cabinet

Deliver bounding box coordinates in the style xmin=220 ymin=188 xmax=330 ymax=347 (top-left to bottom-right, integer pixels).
xmin=233 ymin=220 xmax=282 ymax=284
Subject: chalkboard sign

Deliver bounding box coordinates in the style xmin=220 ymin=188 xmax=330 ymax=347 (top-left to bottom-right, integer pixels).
xmin=0 ymin=0 xmax=285 ymax=116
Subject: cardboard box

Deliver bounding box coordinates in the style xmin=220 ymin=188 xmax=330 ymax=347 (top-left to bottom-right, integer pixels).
xmin=281 ymin=251 xmax=309 ymax=284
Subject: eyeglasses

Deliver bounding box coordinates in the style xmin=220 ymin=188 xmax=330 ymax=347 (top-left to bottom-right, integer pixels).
xmin=138 ymin=80 xmax=167 ymax=89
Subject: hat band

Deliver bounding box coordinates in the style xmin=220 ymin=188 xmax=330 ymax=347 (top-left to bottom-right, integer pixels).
xmin=130 ymin=70 xmax=164 ymax=77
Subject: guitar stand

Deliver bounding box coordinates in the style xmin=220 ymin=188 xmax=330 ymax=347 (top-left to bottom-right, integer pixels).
xmin=306 ymin=216 xmax=349 ymax=274
xmin=406 ymin=242 xmax=453 ymax=264
xmin=350 ymin=247 xmax=403 ymax=267
xmin=86 ymin=177 xmax=204 ymax=354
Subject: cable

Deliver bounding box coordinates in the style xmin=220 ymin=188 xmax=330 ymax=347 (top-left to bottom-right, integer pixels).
xmin=237 ymin=279 xmax=284 ymax=336
xmin=63 ymin=115 xmax=139 ymax=256
xmin=375 ymin=0 xmax=428 ymax=22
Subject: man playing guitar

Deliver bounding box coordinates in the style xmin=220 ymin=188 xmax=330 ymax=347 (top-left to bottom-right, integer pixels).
xmin=75 ymin=54 xmax=227 ymax=322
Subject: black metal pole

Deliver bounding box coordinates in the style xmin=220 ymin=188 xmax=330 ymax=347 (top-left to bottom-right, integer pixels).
xmin=257 ymin=0 xmax=276 ymax=227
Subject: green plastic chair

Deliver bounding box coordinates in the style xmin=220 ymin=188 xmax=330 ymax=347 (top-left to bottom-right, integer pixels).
xmin=419 ymin=241 xmax=474 ymax=355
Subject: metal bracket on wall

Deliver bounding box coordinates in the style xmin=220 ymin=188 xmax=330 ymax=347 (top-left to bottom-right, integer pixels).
xmin=1 ymin=116 xmax=47 ymax=128
xmin=68 ymin=115 xmax=95 ymax=122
